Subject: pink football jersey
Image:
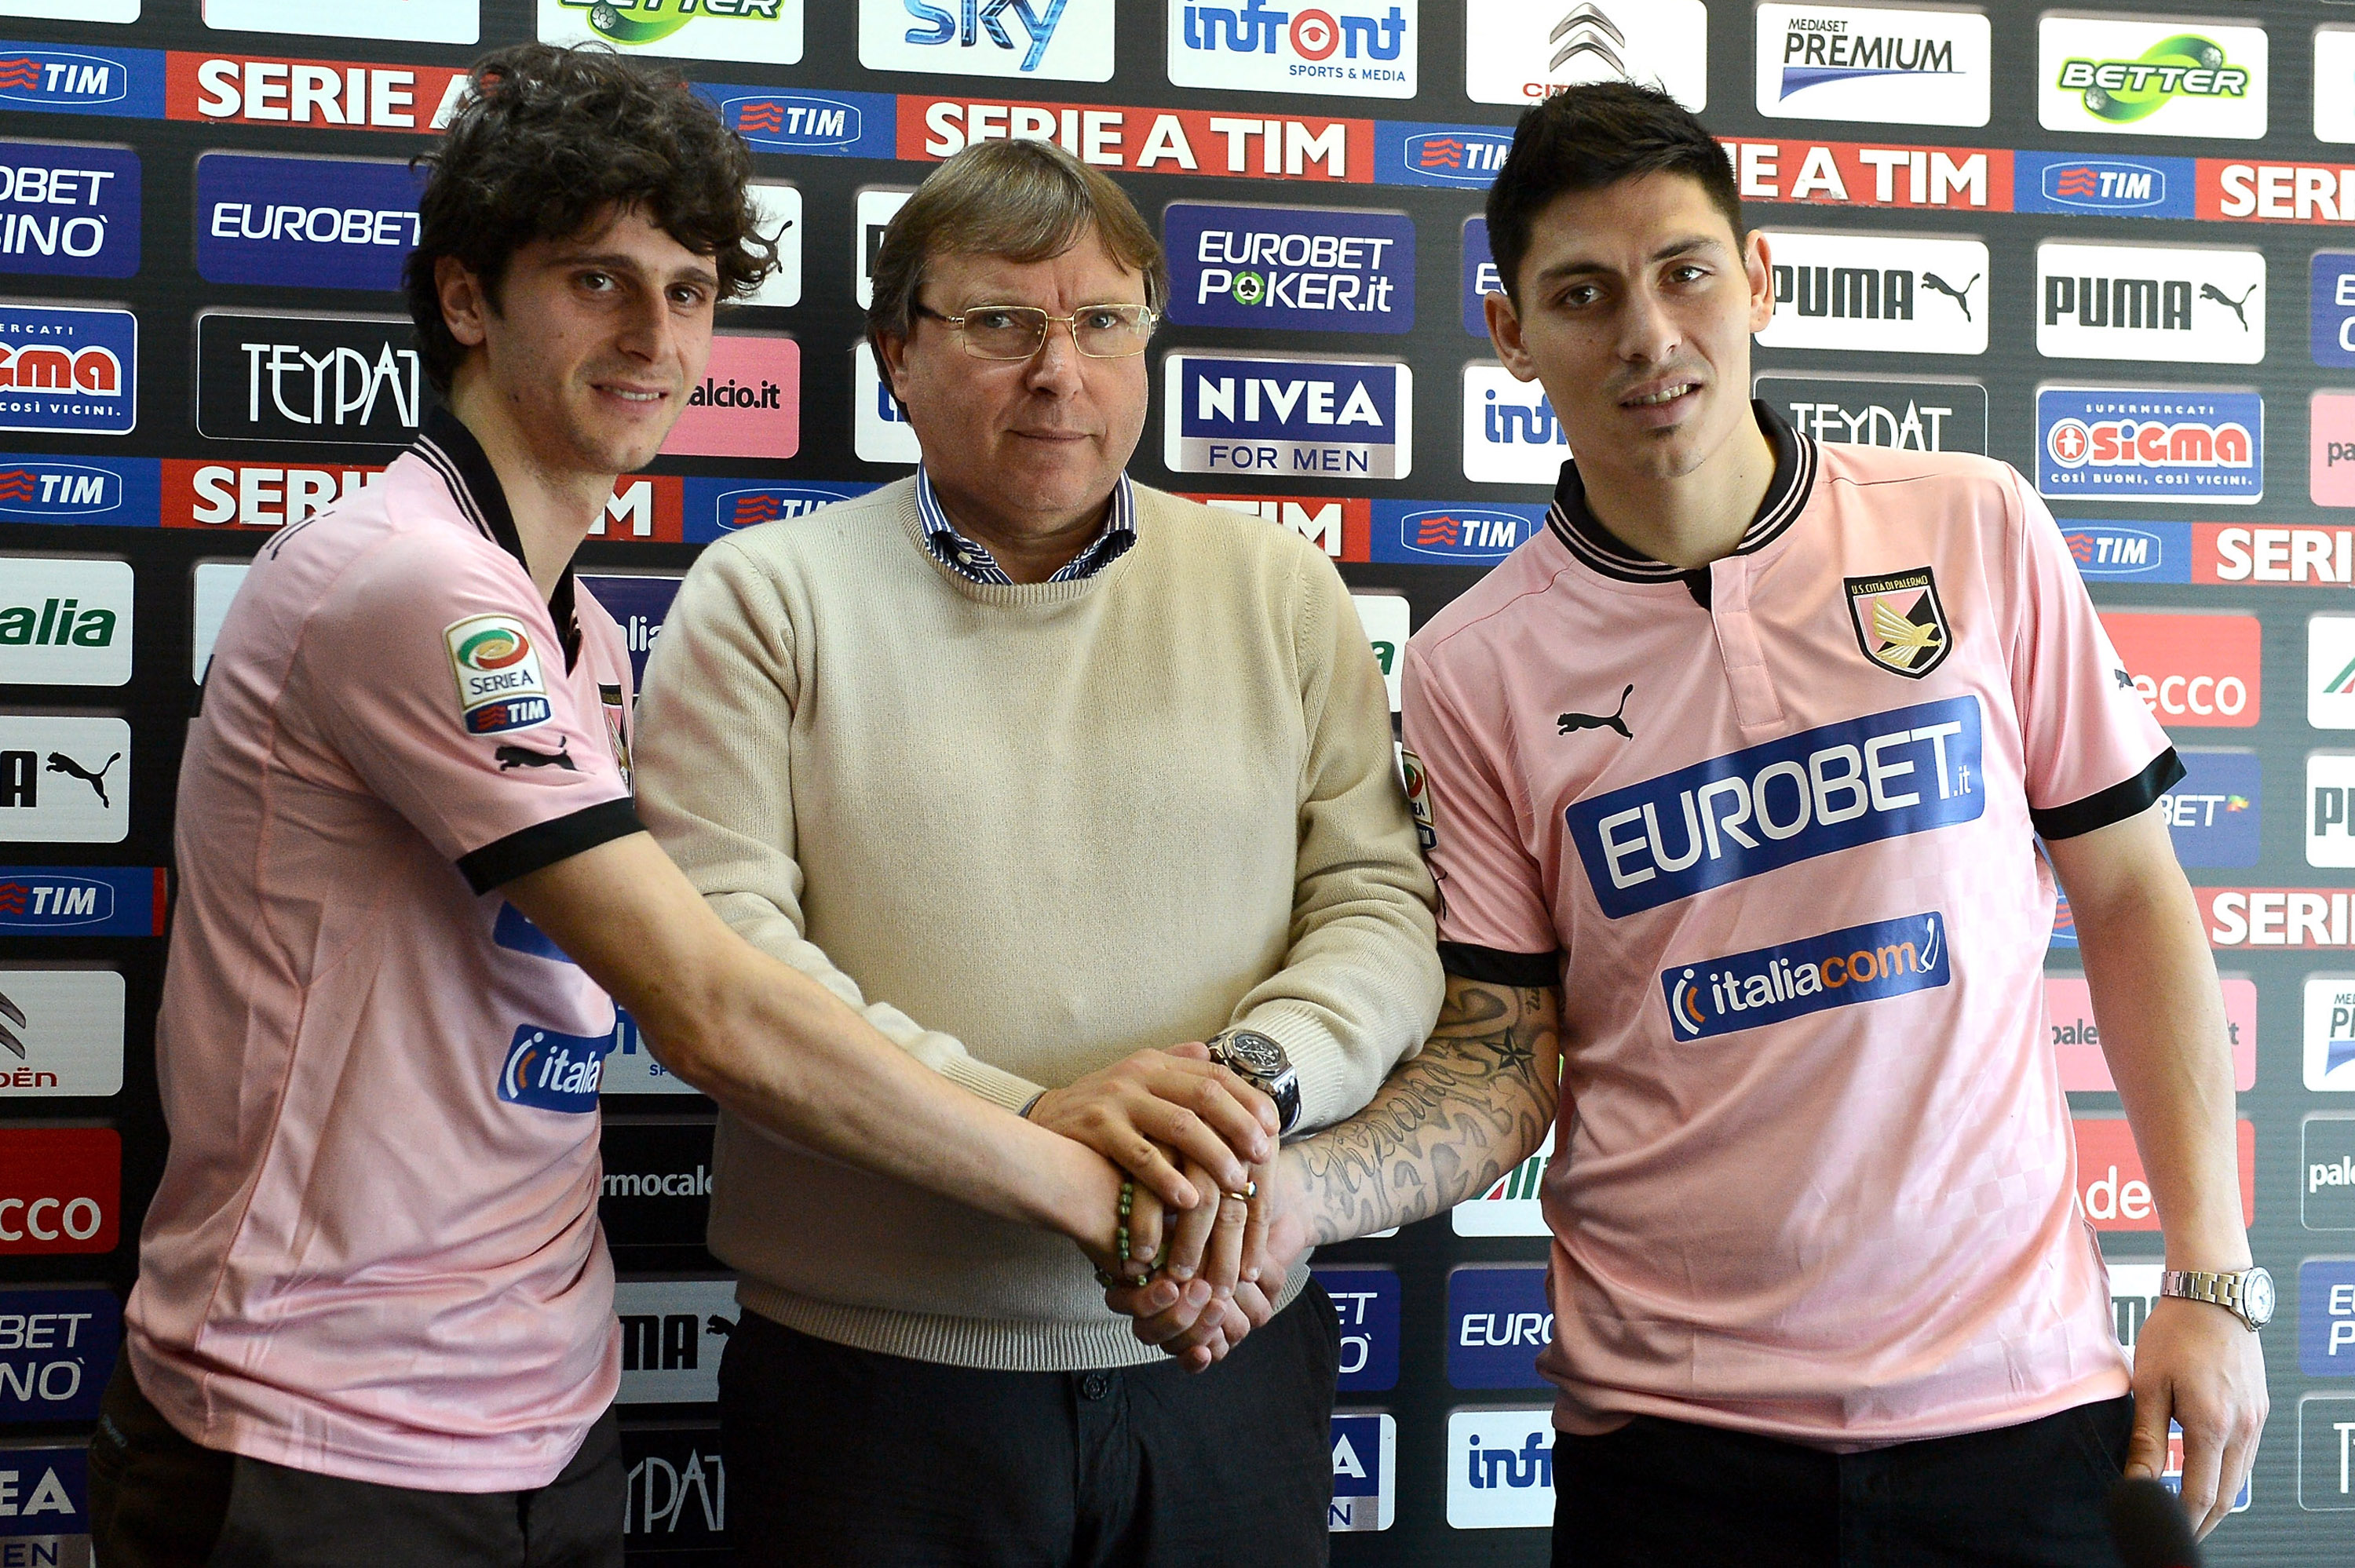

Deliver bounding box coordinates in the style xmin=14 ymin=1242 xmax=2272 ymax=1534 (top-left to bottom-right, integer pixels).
xmin=1403 ymin=407 xmax=2177 ymax=1445
xmin=126 ymin=413 xmax=641 ymax=1491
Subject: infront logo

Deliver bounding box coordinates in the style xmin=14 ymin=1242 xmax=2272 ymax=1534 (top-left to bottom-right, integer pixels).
xmin=1568 ymin=697 xmax=1984 ymax=918
xmin=1169 ymin=0 xmax=1417 ymax=98
xmin=1446 ymin=1409 xmax=1554 ymax=1529
xmin=1462 ymin=363 xmax=1569 ymax=484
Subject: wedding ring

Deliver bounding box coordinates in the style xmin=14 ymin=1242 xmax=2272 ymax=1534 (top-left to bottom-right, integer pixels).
xmin=1223 ymin=1180 xmax=1258 ymax=1202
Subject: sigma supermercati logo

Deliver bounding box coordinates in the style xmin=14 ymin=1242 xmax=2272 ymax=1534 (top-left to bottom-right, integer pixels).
xmin=539 ymin=0 xmax=802 ymax=65
xmin=1755 ymin=374 xmax=1988 ymax=454
xmin=0 ymin=141 xmax=137 ymax=279
xmin=2037 ymin=242 xmax=2265 ymax=365
xmin=0 ymin=304 xmax=133 ymax=436
xmin=0 ymin=41 xmax=163 ymax=118
xmin=195 ymin=312 xmax=423 ymax=445
xmin=1166 ymin=202 xmax=1414 ymax=334
xmin=0 ymin=557 xmax=130 ymax=686
xmin=858 ymin=0 xmax=1114 ymax=82
xmin=1755 ymin=3 xmax=1988 ymax=127
xmin=1466 ymin=1 xmax=1706 ymax=110
xmin=2036 ymin=388 xmax=2262 ymax=505
xmin=1170 ymin=0 xmax=1415 ymax=98
xmin=2039 ymin=18 xmax=2267 ymax=140
xmin=1163 ymin=352 xmax=1411 ymax=480
xmin=1568 ymin=696 xmax=1984 ymax=918
xmin=195 ymin=153 xmax=422 ymax=291
xmin=2013 ymin=152 xmax=2195 ymax=219
xmin=1754 ymin=232 xmax=1987 ymax=356
xmin=697 ymin=86 xmax=896 ymax=158
xmin=1375 ymin=123 xmax=1512 ymax=188
xmin=497 ymin=1024 xmax=614 ymax=1112
xmin=1661 ymin=911 xmax=1949 ymax=1041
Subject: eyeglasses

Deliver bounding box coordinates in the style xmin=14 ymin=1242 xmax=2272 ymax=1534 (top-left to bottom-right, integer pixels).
xmin=912 ymin=302 xmax=1157 ymax=360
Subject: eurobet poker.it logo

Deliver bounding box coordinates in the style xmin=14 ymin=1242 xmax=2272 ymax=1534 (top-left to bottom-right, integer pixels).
xmin=444 ymin=614 xmax=550 ymax=737
xmin=2038 ymin=17 xmax=2266 ymax=140
xmin=1165 ymin=202 xmax=1414 ymax=334
xmin=1169 ymin=0 xmax=1417 ymax=100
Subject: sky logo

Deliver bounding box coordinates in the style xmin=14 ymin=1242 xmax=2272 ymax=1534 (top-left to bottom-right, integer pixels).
xmin=0 ymin=41 xmax=163 ymax=118
xmin=498 ymin=1025 xmax=615 ymax=1112
xmin=1313 ymin=1266 xmax=1399 ymax=1391
xmin=1570 ymin=697 xmax=1984 ymax=917
xmin=2061 ymin=520 xmax=2189 ymax=582
xmin=698 ymin=87 xmax=896 ymax=159
xmin=0 ymin=866 xmax=161 ymax=935
xmin=1447 ymin=1265 xmax=1551 ymax=1389
xmin=0 ymin=453 xmax=155 ymax=526
xmin=1377 ymin=123 xmax=1513 ymax=188
xmin=1163 ymin=352 xmax=1411 ymax=479
xmin=2037 ymin=388 xmax=2262 ymax=505
xmin=2014 ymin=151 xmax=2194 ymax=218
xmin=1371 ymin=501 xmax=1542 ymax=564
xmin=1663 ymin=911 xmax=1948 ymax=1040
xmin=860 ymin=0 xmax=1114 ymax=80
xmin=1328 ymin=1413 xmax=1395 ymax=1532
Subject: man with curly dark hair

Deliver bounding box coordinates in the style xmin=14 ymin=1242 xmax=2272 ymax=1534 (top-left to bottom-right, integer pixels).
xmin=88 ymin=45 xmax=1138 ymax=1568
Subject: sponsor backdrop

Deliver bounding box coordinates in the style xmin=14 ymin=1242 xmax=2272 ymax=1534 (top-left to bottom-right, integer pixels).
xmin=1 ymin=0 xmax=2352 ymax=1559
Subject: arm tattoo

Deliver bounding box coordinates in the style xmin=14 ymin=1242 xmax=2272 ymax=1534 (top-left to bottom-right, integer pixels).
xmin=1287 ymin=977 xmax=1561 ymax=1247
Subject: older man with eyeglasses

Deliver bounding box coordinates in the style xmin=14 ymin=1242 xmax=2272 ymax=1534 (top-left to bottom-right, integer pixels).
xmin=629 ymin=138 xmax=1441 ymax=1567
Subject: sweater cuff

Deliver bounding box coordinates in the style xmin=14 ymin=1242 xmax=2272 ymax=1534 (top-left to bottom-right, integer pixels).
xmin=1236 ymin=1004 xmax=1355 ymax=1134
xmin=934 ymin=1052 xmax=1050 ymax=1115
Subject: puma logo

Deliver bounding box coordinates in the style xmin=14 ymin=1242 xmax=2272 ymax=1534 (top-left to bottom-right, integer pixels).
xmin=495 ymin=740 xmax=577 ymax=773
xmin=1922 ymin=272 xmax=1979 ymax=322
xmin=45 ymin=750 xmax=119 ymax=808
xmin=1559 ymin=684 xmax=1635 ymax=740
xmin=2200 ymin=282 xmax=2256 ymax=330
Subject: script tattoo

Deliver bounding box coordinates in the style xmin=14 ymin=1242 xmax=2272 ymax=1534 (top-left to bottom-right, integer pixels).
xmin=1288 ymin=976 xmax=1561 ymax=1248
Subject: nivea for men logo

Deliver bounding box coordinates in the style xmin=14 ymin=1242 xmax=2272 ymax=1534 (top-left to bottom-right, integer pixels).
xmin=1377 ymin=123 xmax=1512 ymax=188
xmin=1371 ymin=501 xmax=1541 ymax=564
xmin=1168 ymin=1 xmax=1417 ymax=98
xmin=1570 ymin=696 xmax=1984 ymax=918
xmin=2014 ymin=152 xmax=2193 ymax=218
xmin=0 ymin=142 xmax=137 ymax=279
xmin=1165 ymin=202 xmax=1414 ymax=334
xmin=0 ymin=42 xmax=164 ymax=118
xmin=1662 ymin=910 xmax=1948 ymax=1040
xmin=498 ymin=1024 xmax=615 ymax=1111
xmin=1163 ymin=352 xmax=1411 ymax=479
xmin=2036 ymin=388 xmax=2262 ymax=505
xmin=195 ymin=154 xmax=422 ymax=291
xmin=696 ymin=86 xmax=896 ymax=159
xmin=0 ymin=304 xmax=133 ymax=436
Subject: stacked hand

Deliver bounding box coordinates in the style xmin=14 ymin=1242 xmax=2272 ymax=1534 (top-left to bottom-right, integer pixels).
xmin=1027 ymin=1042 xmax=1304 ymax=1371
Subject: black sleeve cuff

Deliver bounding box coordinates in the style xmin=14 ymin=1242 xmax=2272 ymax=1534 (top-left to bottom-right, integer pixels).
xmin=1439 ymin=941 xmax=1562 ymax=987
xmin=2029 ymin=748 xmax=2185 ymax=842
xmin=457 ymin=797 xmax=644 ymax=895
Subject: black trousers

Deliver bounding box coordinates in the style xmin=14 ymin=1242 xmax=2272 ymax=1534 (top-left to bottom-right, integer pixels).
xmin=719 ymin=1282 xmax=1342 ymax=1567
xmin=1551 ymin=1394 xmax=2136 ymax=1568
xmin=86 ymin=1357 xmax=623 ymax=1568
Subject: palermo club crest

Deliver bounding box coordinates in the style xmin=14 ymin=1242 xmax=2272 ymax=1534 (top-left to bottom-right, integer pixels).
xmin=1845 ymin=568 xmax=1952 ymax=680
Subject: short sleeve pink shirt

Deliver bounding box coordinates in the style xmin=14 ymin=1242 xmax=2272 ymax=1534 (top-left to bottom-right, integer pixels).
xmin=126 ymin=411 xmax=641 ymax=1491
xmin=1401 ymin=407 xmax=2178 ymax=1446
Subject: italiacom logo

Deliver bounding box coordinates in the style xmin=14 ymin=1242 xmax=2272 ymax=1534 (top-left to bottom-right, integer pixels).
xmin=498 ymin=1023 xmax=614 ymax=1112
xmin=1663 ymin=912 xmax=1948 ymax=1041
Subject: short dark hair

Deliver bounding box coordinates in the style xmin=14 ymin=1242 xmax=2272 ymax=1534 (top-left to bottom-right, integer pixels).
xmin=405 ymin=42 xmax=776 ymax=392
xmin=1484 ymin=82 xmax=1743 ymax=305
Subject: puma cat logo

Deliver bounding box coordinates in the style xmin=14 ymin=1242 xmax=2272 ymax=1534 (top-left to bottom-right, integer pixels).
xmin=1558 ymin=685 xmax=1634 ymax=740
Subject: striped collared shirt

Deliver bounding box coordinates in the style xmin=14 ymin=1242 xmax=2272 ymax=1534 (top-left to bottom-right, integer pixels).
xmin=915 ymin=464 xmax=1137 ymax=585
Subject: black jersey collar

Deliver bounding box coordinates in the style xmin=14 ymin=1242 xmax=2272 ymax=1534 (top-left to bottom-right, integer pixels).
xmin=1545 ymin=399 xmax=1819 ymax=587
xmin=411 ymin=405 xmax=582 ymax=669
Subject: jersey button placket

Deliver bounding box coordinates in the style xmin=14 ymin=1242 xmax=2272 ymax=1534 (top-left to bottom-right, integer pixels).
xmin=1709 ymin=556 xmax=1787 ymax=733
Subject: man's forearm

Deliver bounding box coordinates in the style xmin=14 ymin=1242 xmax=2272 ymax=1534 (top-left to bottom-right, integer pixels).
xmin=1279 ymin=976 xmax=1561 ymax=1245
xmin=2054 ymin=814 xmax=2250 ymax=1268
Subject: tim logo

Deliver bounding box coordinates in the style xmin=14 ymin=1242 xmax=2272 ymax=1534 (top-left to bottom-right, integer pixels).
xmin=1569 ymin=697 xmax=1984 ymax=917
xmin=685 ymin=480 xmax=872 ymax=544
xmin=1386 ymin=505 xmax=1535 ymax=563
xmin=1385 ymin=126 xmax=1513 ymax=187
xmin=2064 ymin=523 xmax=2184 ymax=581
xmin=498 ymin=1025 xmax=615 ymax=1112
xmin=0 ymin=457 xmax=131 ymax=520
xmin=706 ymin=89 xmax=893 ymax=156
xmin=2032 ymin=156 xmax=2183 ymax=214
xmin=1663 ymin=912 xmax=1948 ymax=1040
xmin=0 ymin=866 xmax=159 ymax=935
xmin=0 ymin=44 xmax=161 ymax=115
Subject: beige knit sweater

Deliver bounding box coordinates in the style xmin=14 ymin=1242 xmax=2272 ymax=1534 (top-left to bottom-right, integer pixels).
xmin=630 ymin=476 xmax=1442 ymax=1370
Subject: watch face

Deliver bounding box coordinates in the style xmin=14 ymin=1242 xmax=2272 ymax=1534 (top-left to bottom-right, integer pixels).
xmin=1222 ymin=1031 xmax=1287 ymax=1077
xmin=2244 ymin=1268 xmax=2276 ymax=1326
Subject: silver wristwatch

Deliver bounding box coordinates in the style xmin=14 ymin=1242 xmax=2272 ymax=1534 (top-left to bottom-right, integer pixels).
xmin=2159 ymin=1266 xmax=2275 ymax=1332
xmin=1207 ymin=1029 xmax=1302 ymax=1136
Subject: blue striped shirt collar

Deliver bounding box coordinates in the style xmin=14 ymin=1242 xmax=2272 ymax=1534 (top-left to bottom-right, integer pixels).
xmin=914 ymin=465 xmax=1137 ymax=585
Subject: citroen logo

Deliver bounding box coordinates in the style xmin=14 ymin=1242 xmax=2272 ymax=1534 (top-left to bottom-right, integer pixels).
xmin=1550 ymin=5 xmax=1629 ymax=75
